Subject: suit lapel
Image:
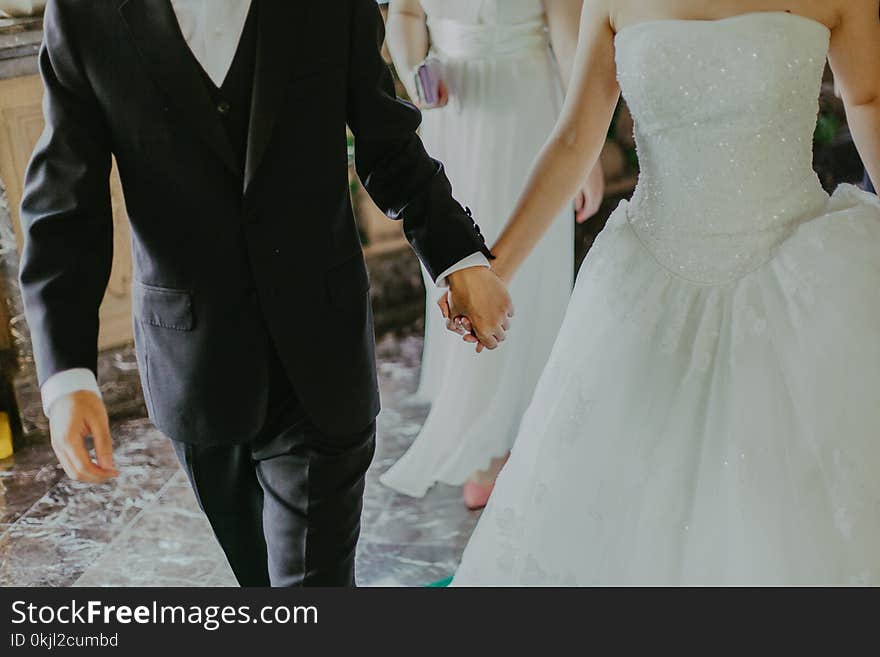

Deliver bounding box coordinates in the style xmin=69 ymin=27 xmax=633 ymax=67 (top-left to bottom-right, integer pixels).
xmin=118 ymin=0 xmax=242 ymax=179
xmin=244 ymin=0 xmax=310 ymax=194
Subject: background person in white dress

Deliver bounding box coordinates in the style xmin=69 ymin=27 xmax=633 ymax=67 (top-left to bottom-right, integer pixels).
xmin=451 ymin=0 xmax=880 ymax=585
xmin=380 ymin=0 xmax=604 ymax=508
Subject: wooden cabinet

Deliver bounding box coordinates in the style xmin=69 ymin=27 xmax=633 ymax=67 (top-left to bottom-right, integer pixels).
xmin=0 ymin=73 xmax=134 ymax=349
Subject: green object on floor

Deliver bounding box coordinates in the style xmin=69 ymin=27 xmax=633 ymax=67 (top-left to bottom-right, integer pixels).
xmin=426 ymin=576 xmax=454 ymax=587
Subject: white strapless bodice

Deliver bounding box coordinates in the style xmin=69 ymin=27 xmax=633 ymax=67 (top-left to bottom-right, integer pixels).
xmin=616 ymin=12 xmax=832 ymax=284
xmin=420 ymin=0 xmax=548 ymax=60
xmin=419 ymin=0 xmax=545 ymax=25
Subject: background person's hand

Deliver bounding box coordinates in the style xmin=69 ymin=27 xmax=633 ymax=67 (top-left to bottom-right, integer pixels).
xmin=575 ymin=163 xmax=605 ymax=223
xmin=419 ymin=79 xmax=450 ymax=110
xmin=48 ymin=390 xmax=118 ymax=483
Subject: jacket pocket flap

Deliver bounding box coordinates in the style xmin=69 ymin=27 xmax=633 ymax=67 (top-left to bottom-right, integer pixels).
xmin=133 ymin=283 xmax=194 ymax=331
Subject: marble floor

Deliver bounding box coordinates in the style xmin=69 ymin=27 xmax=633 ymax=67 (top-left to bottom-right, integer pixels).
xmin=0 ymin=335 xmax=481 ymax=587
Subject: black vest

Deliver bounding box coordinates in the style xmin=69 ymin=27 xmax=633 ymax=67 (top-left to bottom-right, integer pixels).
xmin=195 ymin=2 xmax=290 ymax=381
xmin=197 ymin=2 xmax=259 ymax=173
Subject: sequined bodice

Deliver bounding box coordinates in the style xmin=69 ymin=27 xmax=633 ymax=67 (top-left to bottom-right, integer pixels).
xmin=615 ymin=12 xmax=831 ymax=284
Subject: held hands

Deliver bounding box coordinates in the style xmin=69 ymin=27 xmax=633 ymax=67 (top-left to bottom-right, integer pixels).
xmin=440 ymin=266 xmax=514 ymax=353
xmin=48 ymin=391 xmax=118 ymax=483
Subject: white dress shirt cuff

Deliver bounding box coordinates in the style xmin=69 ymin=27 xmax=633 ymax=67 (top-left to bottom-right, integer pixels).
xmin=434 ymin=253 xmax=491 ymax=288
xmin=41 ymin=369 xmax=101 ymax=417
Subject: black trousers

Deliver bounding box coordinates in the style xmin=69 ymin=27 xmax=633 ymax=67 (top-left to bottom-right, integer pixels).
xmin=172 ymin=351 xmax=376 ymax=587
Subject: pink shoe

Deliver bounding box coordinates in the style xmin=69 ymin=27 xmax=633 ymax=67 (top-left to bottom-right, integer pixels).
xmin=462 ymin=480 xmax=495 ymax=510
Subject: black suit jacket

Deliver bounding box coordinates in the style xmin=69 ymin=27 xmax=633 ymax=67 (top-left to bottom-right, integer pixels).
xmin=19 ymin=0 xmax=490 ymax=443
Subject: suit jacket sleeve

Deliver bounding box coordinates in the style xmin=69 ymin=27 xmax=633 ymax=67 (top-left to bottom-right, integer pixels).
xmin=345 ymin=0 xmax=493 ymax=281
xmin=18 ymin=0 xmax=114 ymax=385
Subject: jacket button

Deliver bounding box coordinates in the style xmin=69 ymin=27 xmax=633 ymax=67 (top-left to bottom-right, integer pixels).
xmin=217 ymin=100 xmax=231 ymax=115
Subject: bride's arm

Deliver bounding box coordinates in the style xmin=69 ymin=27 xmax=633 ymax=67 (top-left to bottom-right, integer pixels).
xmin=386 ymin=0 xmax=430 ymax=102
xmin=492 ymin=0 xmax=619 ymax=281
xmin=828 ymin=0 xmax=880 ymax=187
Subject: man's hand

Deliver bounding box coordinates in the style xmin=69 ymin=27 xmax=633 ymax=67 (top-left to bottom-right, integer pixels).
xmin=440 ymin=267 xmax=514 ymax=351
xmin=48 ymin=391 xmax=118 ymax=483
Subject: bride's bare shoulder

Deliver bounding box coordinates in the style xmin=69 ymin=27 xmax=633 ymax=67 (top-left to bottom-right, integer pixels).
xmin=576 ymin=0 xmax=616 ymax=32
xmin=606 ymin=0 xmax=674 ymax=33
xmin=604 ymin=0 xmax=628 ymax=34
xmin=827 ymin=0 xmax=878 ymax=31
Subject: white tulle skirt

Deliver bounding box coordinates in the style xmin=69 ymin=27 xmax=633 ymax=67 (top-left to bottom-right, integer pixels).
xmin=453 ymin=185 xmax=880 ymax=586
xmin=381 ymin=45 xmax=574 ymax=496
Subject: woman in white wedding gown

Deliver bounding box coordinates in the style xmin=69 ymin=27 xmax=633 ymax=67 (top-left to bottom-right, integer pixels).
xmin=453 ymin=0 xmax=880 ymax=585
xmin=380 ymin=0 xmax=604 ymax=507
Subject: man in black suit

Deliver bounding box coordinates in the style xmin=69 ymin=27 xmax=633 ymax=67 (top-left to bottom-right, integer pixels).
xmin=19 ymin=0 xmax=512 ymax=586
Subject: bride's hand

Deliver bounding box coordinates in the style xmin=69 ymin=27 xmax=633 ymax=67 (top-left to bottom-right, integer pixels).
xmin=575 ymin=164 xmax=605 ymax=223
xmin=436 ymin=294 xmax=481 ymax=350
xmin=455 ymin=316 xmax=488 ymax=353
xmin=441 ymin=314 xmax=498 ymax=354
xmin=437 ymin=284 xmax=512 ymax=354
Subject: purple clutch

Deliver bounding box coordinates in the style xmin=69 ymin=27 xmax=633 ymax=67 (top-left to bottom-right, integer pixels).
xmin=414 ymin=57 xmax=442 ymax=106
